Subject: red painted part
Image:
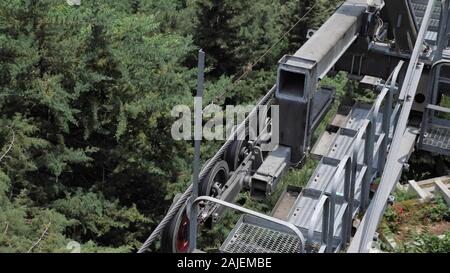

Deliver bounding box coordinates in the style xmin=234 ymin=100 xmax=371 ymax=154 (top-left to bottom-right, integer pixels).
xmin=175 ymin=212 xmax=190 ymax=253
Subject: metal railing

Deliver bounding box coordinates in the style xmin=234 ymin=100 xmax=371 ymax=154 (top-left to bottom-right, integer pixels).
xmin=188 ymin=196 xmax=306 ymax=253
xmin=305 ymin=60 xmax=404 ymax=253
xmin=307 ymin=194 xmax=330 ymax=253
xmin=353 ymin=119 xmax=374 ymax=211
xmin=352 ymin=0 xmax=434 ymax=252
xmin=419 ymin=62 xmax=450 ymax=152
xmin=373 ymin=60 xmax=404 ymax=172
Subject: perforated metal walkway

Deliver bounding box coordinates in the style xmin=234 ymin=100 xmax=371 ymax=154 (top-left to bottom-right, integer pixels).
xmin=422 ymin=122 xmax=450 ymax=154
xmin=411 ymin=0 xmax=442 ymax=45
xmin=221 ymin=214 xmax=303 ymax=253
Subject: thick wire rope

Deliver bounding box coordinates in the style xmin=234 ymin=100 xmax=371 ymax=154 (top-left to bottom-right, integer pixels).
xmin=137 ymin=88 xmax=274 ymax=253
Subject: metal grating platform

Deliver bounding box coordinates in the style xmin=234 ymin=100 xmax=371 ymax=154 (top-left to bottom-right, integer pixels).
xmin=422 ymin=124 xmax=450 ymax=152
xmin=410 ymin=0 xmax=442 ymax=45
xmin=221 ymin=215 xmax=302 ymax=253
xmin=222 ymin=223 xmax=301 ymax=253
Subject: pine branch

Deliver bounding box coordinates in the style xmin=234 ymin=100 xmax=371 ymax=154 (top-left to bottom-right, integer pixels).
xmin=2 ymin=222 xmax=8 ymax=237
xmin=0 ymin=129 xmax=15 ymax=163
xmin=27 ymin=222 xmax=51 ymax=253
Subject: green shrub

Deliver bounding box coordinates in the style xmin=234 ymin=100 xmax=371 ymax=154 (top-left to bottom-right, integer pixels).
xmin=400 ymin=231 xmax=450 ymax=253
xmin=426 ymin=195 xmax=450 ymax=222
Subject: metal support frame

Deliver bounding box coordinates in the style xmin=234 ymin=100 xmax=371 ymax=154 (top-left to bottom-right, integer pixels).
xmin=354 ymin=66 xmax=424 ymax=253
xmin=301 ymin=59 xmax=405 ymax=253
xmin=353 ymin=120 xmax=374 ymax=211
xmin=330 ymin=155 xmax=353 ymax=250
xmin=250 ymin=146 xmax=291 ymax=199
xmin=349 ymin=0 xmax=434 ymax=253
xmin=276 ymin=0 xmax=369 ymax=164
xmin=399 ymin=0 xmax=435 ymax=100
xmin=373 ymin=61 xmax=404 ymax=174
xmin=304 ymin=57 xmax=406 ymax=254
xmin=373 ymin=90 xmax=389 ymax=172
xmin=276 ymin=55 xmax=316 ymax=164
xmin=293 ymin=0 xmax=368 ymax=80
xmin=188 ymin=50 xmax=205 ymax=253
xmin=383 ymin=0 xmax=418 ymax=52
xmin=435 ymin=0 xmax=450 ymax=59
xmin=307 ymin=195 xmax=331 ymax=253
xmin=306 ymin=155 xmax=354 ymax=252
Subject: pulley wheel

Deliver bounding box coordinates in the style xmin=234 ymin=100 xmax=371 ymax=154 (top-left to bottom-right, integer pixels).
xmin=225 ymin=128 xmax=253 ymax=171
xmin=161 ymin=203 xmax=190 ymax=253
xmin=199 ymin=160 xmax=229 ymax=197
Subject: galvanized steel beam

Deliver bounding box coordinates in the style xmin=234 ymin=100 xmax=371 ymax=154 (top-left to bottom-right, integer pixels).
xmin=348 ymin=0 xmax=435 ymax=253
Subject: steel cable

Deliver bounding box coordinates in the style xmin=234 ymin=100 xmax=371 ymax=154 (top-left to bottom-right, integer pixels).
xmin=137 ymin=87 xmax=275 ymax=253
